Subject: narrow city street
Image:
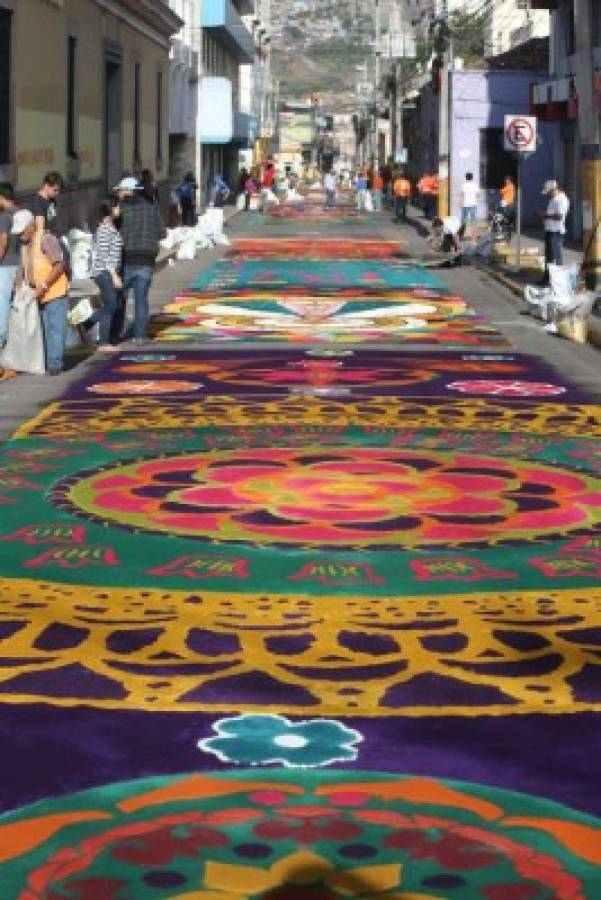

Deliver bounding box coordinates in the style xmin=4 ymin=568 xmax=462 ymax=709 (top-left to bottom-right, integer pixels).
xmin=1 ymin=197 xmax=601 ymax=896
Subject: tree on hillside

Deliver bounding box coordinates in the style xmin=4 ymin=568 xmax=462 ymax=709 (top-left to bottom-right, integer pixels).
xmin=449 ymin=5 xmax=487 ymax=64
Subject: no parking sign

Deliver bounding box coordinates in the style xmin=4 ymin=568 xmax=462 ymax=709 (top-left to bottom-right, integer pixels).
xmin=504 ymin=115 xmax=537 ymax=153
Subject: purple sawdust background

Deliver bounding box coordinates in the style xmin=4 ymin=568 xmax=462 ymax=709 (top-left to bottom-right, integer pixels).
xmin=60 ymin=350 xmax=590 ymax=402
xmin=0 ymin=706 xmax=599 ymax=818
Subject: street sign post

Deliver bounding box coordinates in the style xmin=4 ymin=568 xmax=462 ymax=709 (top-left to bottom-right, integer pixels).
xmin=504 ymin=116 xmax=537 ymax=272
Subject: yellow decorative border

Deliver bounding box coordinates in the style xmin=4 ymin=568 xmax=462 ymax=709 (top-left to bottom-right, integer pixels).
xmin=13 ymin=397 xmax=601 ymax=439
xmin=0 ymin=578 xmax=599 ymax=716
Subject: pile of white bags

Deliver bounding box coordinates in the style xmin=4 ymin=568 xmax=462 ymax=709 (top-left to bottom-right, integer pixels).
xmin=524 ymin=264 xmax=596 ymax=342
xmin=159 ymin=214 xmax=231 ymax=261
xmin=524 ymin=265 xmax=581 ymax=321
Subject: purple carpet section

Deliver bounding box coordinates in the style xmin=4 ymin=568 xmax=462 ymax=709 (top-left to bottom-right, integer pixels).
xmin=59 ymin=349 xmax=590 ymax=402
xmin=0 ymin=705 xmax=598 ymax=817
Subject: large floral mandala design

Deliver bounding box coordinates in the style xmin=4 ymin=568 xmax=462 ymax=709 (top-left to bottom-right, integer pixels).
xmin=51 ymin=448 xmax=601 ymax=549
xmin=2 ymin=771 xmax=601 ymax=898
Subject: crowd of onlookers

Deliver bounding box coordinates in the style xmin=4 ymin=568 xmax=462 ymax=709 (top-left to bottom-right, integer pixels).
xmin=0 ymin=170 xmax=169 ymax=379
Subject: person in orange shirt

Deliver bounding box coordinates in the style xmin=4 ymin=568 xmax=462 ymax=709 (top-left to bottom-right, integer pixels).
xmin=500 ymin=175 xmax=516 ymax=209
xmin=499 ymin=175 xmax=516 ymax=234
xmin=419 ymin=173 xmax=437 ymax=220
xmin=393 ymin=172 xmax=411 ymax=222
xmin=372 ymin=170 xmax=384 ymax=211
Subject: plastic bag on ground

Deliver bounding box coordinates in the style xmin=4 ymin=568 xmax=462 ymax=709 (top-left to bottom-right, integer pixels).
xmin=204 ymin=208 xmax=224 ymax=235
xmin=549 ymin=263 xmax=579 ymax=296
xmin=68 ymin=297 xmax=95 ymax=326
xmin=0 ymin=285 xmax=45 ymax=374
xmin=550 ymin=291 xmax=596 ymax=320
xmin=176 ymin=236 xmax=197 ymax=260
xmin=524 ymin=285 xmax=552 ymax=320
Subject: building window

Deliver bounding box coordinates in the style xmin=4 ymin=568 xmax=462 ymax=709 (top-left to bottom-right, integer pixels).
xmin=0 ymin=9 xmax=11 ymax=164
xmin=67 ymin=35 xmax=77 ymax=157
xmin=480 ymin=128 xmax=517 ymax=191
xmin=133 ymin=62 xmax=141 ymax=163
xmin=156 ymin=70 xmax=163 ymax=160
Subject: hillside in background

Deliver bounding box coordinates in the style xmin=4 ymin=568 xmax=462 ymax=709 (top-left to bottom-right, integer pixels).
xmin=270 ymin=0 xmax=375 ymax=104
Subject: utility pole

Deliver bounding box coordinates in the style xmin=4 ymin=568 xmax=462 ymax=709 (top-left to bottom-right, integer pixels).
xmin=396 ymin=0 xmax=404 ymax=165
xmin=390 ymin=59 xmax=398 ymax=161
xmin=435 ymin=0 xmax=452 ymax=216
xmin=578 ymin=0 xmax=601 ymax=290
xmin=374 ymin=0 xmax=381 ymax=169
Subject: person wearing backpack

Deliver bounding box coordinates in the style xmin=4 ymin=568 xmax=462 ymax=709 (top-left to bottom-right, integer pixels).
xmin=177 ymin=172 xmax=198 ymax=226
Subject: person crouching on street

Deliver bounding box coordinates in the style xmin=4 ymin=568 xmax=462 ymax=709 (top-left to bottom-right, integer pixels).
xmin=430 ymin=215 xmax=464 ymax=267
xmin=18 ymin=210 xmax=69 ymax=374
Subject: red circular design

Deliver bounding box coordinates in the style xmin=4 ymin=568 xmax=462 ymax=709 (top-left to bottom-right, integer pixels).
xmin=55 ymin=448 xmax=601 ymax=549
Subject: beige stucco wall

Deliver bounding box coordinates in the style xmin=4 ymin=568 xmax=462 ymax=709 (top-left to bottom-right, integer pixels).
xmin=13 ymin=0 xmax=172 ymax=194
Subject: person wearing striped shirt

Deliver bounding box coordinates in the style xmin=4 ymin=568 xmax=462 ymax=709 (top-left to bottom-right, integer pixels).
xmin=87 ymin=201 xmax=123 ymax=351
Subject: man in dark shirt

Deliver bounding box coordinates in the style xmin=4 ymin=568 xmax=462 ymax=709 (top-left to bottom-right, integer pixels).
xmin=115 ymin=176 xmax=166 ymax=343
xmin=0 ymin=183 xmax=20 ymax=350
xmin=30 ymin=172 xmax=64 ymax=235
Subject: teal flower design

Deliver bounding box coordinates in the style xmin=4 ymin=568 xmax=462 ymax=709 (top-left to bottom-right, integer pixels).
xmin=198 ymin=714 xmax=362 ymax=769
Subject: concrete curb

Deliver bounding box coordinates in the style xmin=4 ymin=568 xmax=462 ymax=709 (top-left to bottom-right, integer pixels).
xmin=470 ymin=260 xmax=525 ymax=301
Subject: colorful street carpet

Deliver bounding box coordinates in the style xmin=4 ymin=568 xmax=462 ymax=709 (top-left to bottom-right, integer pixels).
xmin=3 ymin=771 xmax=601 ymax=898
xmin=191 ymin=260 xmax=444 ymax=292
xmin=1 ymin=228 xmax=601 ymax=897
xmin=150 ymin=295 xmax=508 ymax=347
xmin=229 ymin=239 xmax=408 ymax=259
xmin=244 ymin=212 xmax=370 ymax=231
xmin=267 ymin=205 xmax=362 ymax=221
xmin=61 ymin=350 xmax=591 ymax=402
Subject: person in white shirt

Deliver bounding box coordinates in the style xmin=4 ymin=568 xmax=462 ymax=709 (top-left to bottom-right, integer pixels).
xmin=460 ymin=172 xmax=479 ymax=234
xmin=324 ymin=171 xmax=337 ymax=209
xmin=538 ymin=180 xmax=570 ymax=285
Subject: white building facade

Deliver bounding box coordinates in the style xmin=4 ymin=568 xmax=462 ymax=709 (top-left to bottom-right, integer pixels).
xmin=486 ymin=0 xmax=549 ymax=57
xmin=168 ymin=0 xmax=201 ymax=186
